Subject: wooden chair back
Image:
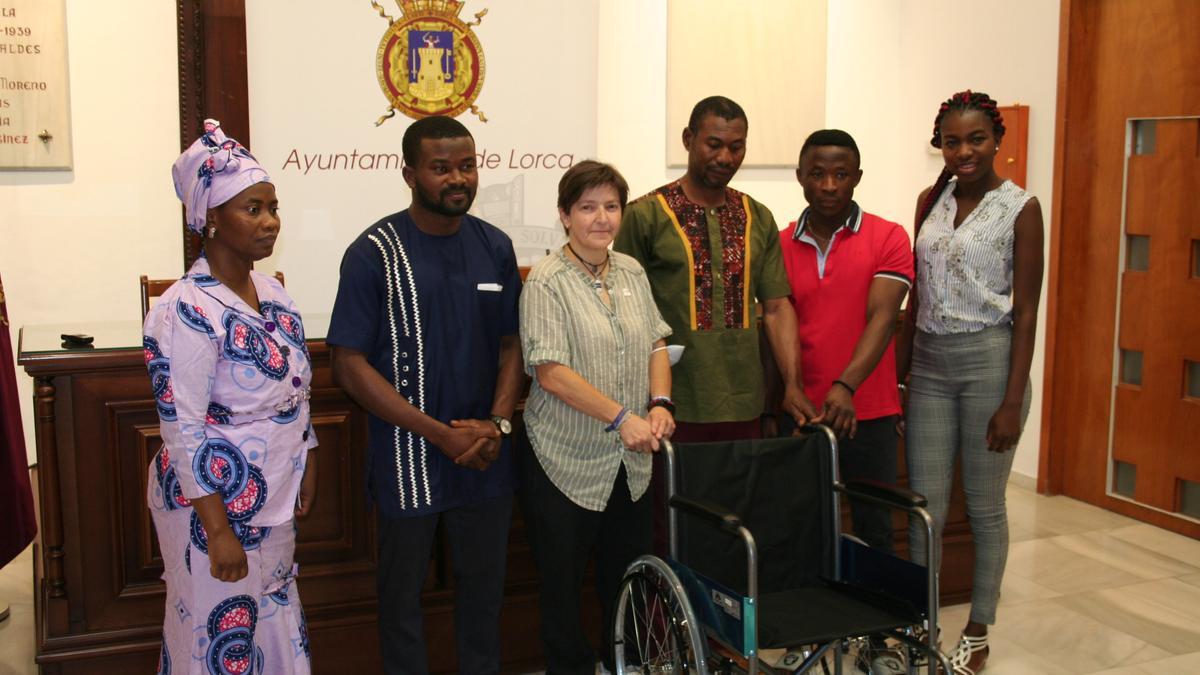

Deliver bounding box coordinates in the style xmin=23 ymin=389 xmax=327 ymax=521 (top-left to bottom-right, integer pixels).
xmin=140 ymin=271 xmax=286 ymax=319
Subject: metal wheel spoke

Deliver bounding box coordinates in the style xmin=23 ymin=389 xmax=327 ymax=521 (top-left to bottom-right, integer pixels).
xmin=632 ymin=576 xmax=649 ymax=665
xmin=648 ymin=583 xmax=679 ymax=668
xmin=647 ymin=588 xmax=665 ymax=661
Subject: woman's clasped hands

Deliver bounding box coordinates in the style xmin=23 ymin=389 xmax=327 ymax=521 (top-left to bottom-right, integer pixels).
xmin=619 ymin=406 xmax=674 ymax=453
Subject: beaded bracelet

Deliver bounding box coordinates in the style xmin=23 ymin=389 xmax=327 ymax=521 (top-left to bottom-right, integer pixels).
xmin=605 ymin=407 xmax=631 ymax=433
xmin=832 ymin=379 xmax=857 ymax=396
xmin=647 ymin=396 xmax=675 ymax=415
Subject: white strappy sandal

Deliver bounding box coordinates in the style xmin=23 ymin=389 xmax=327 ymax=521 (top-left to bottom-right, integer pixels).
xmin=948 ymin=632 xmax=989 ymax=675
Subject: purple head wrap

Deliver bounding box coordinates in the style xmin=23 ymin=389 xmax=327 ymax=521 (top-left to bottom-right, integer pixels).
xmin=172 ymin=119 xmax=271 ymax=234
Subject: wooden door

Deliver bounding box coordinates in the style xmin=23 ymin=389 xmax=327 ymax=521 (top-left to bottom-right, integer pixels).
xmin=1112 ymin=118 xmax=1200 ymax=517
xmin=1041 ymin=0 xmax=1200 ymax=538
xmin=995 ymin=105 xmax=1029 ymax=188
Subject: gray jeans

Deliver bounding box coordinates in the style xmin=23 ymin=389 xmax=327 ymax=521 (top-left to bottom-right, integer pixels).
xmin=905 ymin=325 xmax=1031 ymax=626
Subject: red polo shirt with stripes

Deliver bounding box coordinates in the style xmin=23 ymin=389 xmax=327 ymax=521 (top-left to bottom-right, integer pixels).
xmin=780 ymin=206 xmax=913 ymax=421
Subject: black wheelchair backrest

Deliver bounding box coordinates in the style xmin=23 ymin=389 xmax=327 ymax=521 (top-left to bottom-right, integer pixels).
xmin=673 ymin=434 xmax=836 ymax=596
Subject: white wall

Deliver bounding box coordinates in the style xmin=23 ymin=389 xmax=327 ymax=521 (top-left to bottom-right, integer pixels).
xmin=2 ymin=0 xmax=1058 ymax=479
xmin=597 ymin=0 xmax=1060 ymax=480
xmin=0 ymin=0 xmax=180 ymax=463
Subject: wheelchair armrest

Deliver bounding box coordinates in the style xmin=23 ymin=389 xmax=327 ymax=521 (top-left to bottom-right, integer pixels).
xmin=669 ymin=495 xmax=743 ymax=534
xmin=841 ymin=479 xmax=928 ymax=509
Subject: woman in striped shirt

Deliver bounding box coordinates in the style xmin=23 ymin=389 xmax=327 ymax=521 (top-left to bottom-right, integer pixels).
xmin=897 ymin=91 xmax=1045 ymax=675
xmin=519 ymin=160 xmax=674 ymax=674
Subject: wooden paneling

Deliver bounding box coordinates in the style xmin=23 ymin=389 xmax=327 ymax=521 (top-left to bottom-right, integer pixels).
xmin=1041 ymin=0 xmax=1200 ymax=538
xmin=177 ymin=0 xmax=251 ymax=268
xmin=1112 ymin=119 xmax=1200 ymax=512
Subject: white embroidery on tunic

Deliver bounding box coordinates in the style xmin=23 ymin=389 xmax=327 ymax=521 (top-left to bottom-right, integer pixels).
xmin=384 ymin=223 xmax=431 ymax=508
xmin=367 ymin=223 xmax=430 ymax=510
xmin=367 ymin=232 xmax=407 ymax=509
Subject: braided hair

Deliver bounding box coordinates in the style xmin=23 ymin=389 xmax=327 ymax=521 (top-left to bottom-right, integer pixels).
xmin=914 ymin=90 xmax=1006 ymax=228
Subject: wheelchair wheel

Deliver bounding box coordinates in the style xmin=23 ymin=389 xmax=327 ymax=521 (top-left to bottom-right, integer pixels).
xmin=613 ymin=555 xmax=707 ymax=675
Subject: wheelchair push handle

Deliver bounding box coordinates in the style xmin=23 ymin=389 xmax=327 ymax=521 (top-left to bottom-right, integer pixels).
xmin=668 ymin=495 xmax=744 ymax=535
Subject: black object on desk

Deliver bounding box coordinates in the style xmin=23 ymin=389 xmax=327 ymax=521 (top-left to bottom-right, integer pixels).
xmin=60 ymin=333 xmax=94 ymax=348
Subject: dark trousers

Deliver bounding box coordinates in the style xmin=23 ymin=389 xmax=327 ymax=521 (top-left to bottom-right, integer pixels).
xmin=840 ymin=416 xmax=900 ymax=553
xmin=781 ymin=415 xmax=899 ymax=553
xmin=519 ymin=450 xmax=652 ymax=675
xmin=376 ymin=493 xmax=514 ymax=675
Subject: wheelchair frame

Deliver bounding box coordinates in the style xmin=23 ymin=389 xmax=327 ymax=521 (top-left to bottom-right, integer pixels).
xmin=612 ymin=426 xmax=952 ymax=675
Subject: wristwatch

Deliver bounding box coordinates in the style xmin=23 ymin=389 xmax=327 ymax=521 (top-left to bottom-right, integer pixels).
xmin=489 ymin=414 xmax=512 ymax=437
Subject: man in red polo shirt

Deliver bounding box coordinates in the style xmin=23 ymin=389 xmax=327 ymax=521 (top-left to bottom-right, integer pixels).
xmin=780 ymin=129 xmax=912 ymax=554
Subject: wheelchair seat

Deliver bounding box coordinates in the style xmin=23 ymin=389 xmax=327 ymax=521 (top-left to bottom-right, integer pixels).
xmin=758 ymin=583 xmax=917 ymax=649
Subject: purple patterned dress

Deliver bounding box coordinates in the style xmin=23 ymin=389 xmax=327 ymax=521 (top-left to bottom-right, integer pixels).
xmin=144 ymin=256 xmax=316 ymax=674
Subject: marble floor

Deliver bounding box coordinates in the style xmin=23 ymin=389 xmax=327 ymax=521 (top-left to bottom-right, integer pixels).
xmin=2 ymin=480 xmax=1199 ymax=674
xmin=930 ymin=481 xmax=1200 ymax=675
xmin=0 ymin=542 xmax=34 ymax=675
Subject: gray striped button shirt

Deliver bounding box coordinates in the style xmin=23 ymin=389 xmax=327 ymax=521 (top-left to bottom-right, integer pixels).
xmin=520 ymin=250 xmax=672 ymax=511
xmin=915 ymin=179 xmax=1034 ymax=335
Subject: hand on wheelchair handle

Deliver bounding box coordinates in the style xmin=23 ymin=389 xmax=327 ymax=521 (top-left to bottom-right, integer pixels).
xmin=618 ymin=413 xmax=660 ymax=453
xmin=816 ymin=385 xmax=857 ymax=439
xmin=646 ymin=406 xmax=675 ymax=440
xmin=782 ymin=383 xmax=819 ymax=427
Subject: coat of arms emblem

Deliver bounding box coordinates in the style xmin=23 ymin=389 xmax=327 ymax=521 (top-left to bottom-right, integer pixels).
xmin=371 ymin=0 xmax=488 ymax=125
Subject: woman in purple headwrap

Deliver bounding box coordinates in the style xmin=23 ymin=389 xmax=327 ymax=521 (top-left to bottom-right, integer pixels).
xmin=145 ymin=119 xmax=316 ymax=674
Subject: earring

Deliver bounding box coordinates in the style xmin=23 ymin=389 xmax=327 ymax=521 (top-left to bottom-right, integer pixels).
xmin=206 ymin=226 xmax=217 ymax=239
xmin=995 ymin=146 xmax=1000 ymax=151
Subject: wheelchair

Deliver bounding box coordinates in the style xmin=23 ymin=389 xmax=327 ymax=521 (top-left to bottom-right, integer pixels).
xmin=611 ymin=427 xmax=952 ymax=674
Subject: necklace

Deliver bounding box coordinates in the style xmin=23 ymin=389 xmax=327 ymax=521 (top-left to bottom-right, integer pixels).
xmin=805 ymin=225 xmax=837 ymax=253
xmin=566 ymin=243 xmax=609 ymax=290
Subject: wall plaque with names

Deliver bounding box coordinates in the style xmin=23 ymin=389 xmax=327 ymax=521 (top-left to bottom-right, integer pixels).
xmin=0 ymin=0 xmax=71 ymax=170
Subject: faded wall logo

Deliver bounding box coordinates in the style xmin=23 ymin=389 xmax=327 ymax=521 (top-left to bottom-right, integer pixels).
xmin=370 ymin=0 xmax=488 ymax=125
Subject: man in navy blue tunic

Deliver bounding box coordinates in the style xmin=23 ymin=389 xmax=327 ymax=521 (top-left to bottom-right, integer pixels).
xmin=328 ymin=115 xmax=523 ymax=675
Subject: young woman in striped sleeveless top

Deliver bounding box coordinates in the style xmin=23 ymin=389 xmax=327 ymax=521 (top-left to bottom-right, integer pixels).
xmin=896 ymin=91 xmax=1045 ymax=675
